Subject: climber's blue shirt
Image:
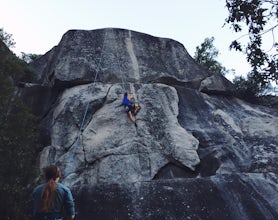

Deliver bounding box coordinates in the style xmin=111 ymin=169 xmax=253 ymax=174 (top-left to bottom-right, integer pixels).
xmin=123 ymin=95 xmax=131 ymax=107
xmin=33 ymin=182 xmax=75 ymax=219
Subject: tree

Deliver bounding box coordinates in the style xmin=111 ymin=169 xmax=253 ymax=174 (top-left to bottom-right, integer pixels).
xmin=233 ymin=72 xmax=267 ymax=99
xmin=0 ymin=39 xmax=41 ymax=220
xmin=0 ymin=27 xmax=15 ymax=48
xmin=194 ymin=37 xmax=229 ymax=75
xmin=20 ymin=52 xmax=41 ymax=63
xmin=225 ymin=0 xmax=278 ymax=87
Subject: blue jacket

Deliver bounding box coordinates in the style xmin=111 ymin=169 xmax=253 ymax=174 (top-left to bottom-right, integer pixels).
xmin=123 ymin=95 xmax=131 ymax=107
xmin=33 ymin=182 xmax=75 ymax=219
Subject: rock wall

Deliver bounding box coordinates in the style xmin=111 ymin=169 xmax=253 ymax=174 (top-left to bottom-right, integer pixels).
xmin=23 ymin=28 xmax=278 ymax=220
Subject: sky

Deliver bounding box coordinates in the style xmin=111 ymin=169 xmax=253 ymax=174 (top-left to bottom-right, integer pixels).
xmin=1 ymin=0 xmax=254 ymax=80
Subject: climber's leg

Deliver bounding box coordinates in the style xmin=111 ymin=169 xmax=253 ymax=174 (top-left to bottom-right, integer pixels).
xmin=128 ymin=111 xmax=135 ymax=123
xmin=126 ymin=106 xmax=136 ymax=123
xmin=134 ymin=104 xmax=141 ymax=116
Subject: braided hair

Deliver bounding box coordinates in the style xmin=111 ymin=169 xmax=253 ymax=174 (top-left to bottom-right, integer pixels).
xmin=40 ymin=165 xmax=61 ymax=213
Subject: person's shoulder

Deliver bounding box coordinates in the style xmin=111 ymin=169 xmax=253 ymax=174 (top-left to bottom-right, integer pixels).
xmin=33 ymin=183 xmax=45 ymax=193
xmin=57 ymin=183 xmax=71 ymax=192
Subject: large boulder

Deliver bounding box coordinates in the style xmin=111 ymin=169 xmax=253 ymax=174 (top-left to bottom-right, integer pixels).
xmin=39 ymin=83 xmax=200 ymax=186
xmin=22 ymin=28 xmax=277 ymax=220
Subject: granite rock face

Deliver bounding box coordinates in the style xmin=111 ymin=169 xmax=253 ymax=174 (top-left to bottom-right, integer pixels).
xmin=29 ymin=28 xmax=233 ymax=92
xmin=23 ymin=28 xmax=278 ymax=220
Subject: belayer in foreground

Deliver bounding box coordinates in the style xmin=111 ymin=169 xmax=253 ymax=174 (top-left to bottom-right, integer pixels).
xmin=32 ymin=165 xmax=75 ymax=220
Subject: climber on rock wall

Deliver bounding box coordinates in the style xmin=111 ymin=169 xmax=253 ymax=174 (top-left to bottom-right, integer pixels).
xmin=122 ymin=92 xmax=141 ymax=127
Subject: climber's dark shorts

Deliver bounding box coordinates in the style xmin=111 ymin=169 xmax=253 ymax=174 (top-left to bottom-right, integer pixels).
xmin=125 ymin=105 xmax=135 ymax=114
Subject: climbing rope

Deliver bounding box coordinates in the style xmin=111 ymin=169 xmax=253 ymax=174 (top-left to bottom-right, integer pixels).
xmin=65 ymin=30 xmax=108 ymax=176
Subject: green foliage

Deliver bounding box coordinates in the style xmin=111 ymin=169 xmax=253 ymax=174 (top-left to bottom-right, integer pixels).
xmin=0 ymin=39 xmax=41 ymax=220
xmin=225 ymin=0 xmax=278 ymax=84
xmin=194 ymin=37 xmax=229 ymax=75
xmin=233 ymin=74 xmax=263 ymax=99
xmin=0 ymin=27 xmax=15 ymax=48
xmin=233 ymin=72 xmax=278 ymax=107
xmin=0 ymin=40 xmax=36 ymax=83
xmin=20 ymin=52 xmax=42 ymax=63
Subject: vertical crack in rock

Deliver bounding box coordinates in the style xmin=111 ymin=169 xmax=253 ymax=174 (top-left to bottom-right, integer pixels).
xmin=82 ymin=84 xmax=114 ymax=132
xmin=81 ymin=84 xmax=114 ymax=166
xmin=81 ymin=134 xmax=88 ymax=166
xmin=126 ymin=30 xmax=140 ymax=83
